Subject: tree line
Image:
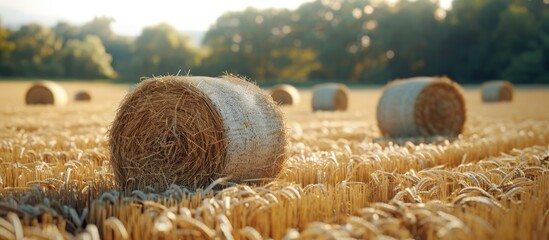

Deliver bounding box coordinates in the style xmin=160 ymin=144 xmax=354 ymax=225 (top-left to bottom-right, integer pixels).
xmin=0 ymin=0 xmax=547 ymax=84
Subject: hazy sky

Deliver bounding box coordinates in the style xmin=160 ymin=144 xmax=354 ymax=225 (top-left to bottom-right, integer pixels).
xmin=0 ymin=0 xmax=454 ymax=36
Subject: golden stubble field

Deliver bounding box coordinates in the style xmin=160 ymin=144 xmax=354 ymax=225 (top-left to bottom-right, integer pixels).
xmin=0 ymin=81 xmax=548 ymax=239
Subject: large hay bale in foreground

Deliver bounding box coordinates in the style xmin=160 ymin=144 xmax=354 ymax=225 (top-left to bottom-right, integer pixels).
xmin=376 ymin=76 xmax=466 ymax=137
xmin=74 ymin=91 xmax=91 ymax=101
xmin=311 ymin=83 xmax=349 ymax=111
xmin=128 ymin=84 xmax=137 ymax=93
xmin=109 ymin=75 xmax=288 ymax=189
xmin=25 ymin=81 xmax=68 ymax=106
xmin=481 ymin=80 xmax=513 ymax=102
xmin=270 ymin=84 xmax=300 ymax=106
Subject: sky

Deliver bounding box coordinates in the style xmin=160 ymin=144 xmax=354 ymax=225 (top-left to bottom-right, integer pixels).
xmin=0 ymin=0 xmax=454 ymax=36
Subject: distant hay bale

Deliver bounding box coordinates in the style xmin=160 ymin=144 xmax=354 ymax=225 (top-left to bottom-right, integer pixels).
xmin=109 ymin=75 xmax=288 ymax=189
xmin=270 ymin=84 xmax=300 ymax=106
xmin=481 ymin=80 xmax=513 ymax=102
xmin=311 ymin=83 xmax=349 ymax=111
xmin=376 ymin=76 xmax=466 ymax=137
xmin=75 ymin=91 xmax=91 ymax=101
xmin=25 ymin=81 xmax=68 ymax=106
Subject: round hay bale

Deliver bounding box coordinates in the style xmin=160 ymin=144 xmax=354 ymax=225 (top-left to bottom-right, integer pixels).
xmin=376 ymin=76 xmax=466 ymax=137
xmin=270 ymin=84 xmax=300 ymax=106
xmin=75 ymin=91 xmax=91 ymax=101
xmin=109 ymin=75 xmax=288 ymax=189
xmin=128 ymin=84 xmax=137 ymax=93
xmin=481 ymin=80 xmax=513 ymax=102
xmin=311 ymin=83 xmax=349 ymax=111
xmin=25 ymin=81 xmax=68 ymax=106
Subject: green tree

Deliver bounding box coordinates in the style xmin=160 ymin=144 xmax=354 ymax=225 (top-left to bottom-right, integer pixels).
xmin=129 ymin=23 xmax=199 ymax=80
xmin=107 ymin=36 xmax=133 ymax=80
xmin=292 ymin=0 xmax=363 ymax=80
xmin=53 ymin=21 xmax=80 ymax=47
xmin=377 ymin=0 xmax=443 ymax=79
xmin=55 ymin=35 xmax=117 ymax=79
xmin=201 ymin=7 xmax=321 ymax=80
xmin=8 ymin=23 xmax=62 ymax=76
xmin=79 ymin=17 xmax=132 ymax=79
xmin=291 ymin=0 xmax=441 ymax=82
xmin=495 ymin=3 xmax=547 ymax=83
xmin=80 ymin=16 xmax=116 ymax=42
xmin=0 ymin=18 xmax=16 ymax=75
xmin=438 ymin=0 xmax=547 ymax=83
xmin=502 ymin=49 xmax=547 ymax=84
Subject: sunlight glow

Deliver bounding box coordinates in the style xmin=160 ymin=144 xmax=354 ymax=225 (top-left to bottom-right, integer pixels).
xmin=435 ymin=8 xmax=447 ymax=20
xmin=0 ymin=0 xmax=455 ymax=36
xmin=0 ymin=0 xmax=313 ymax=35
xmin=439 ymin=0 xmax=453 ymax=9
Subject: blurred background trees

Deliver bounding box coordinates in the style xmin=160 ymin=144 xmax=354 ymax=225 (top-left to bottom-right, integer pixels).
xmin=128 ymin=23 xmax=201 ymax=79
xmin=0 ymin=0 xmax=547 ymax=84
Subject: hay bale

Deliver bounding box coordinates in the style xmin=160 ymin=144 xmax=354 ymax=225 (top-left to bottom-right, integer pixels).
xmin=270 ymin=84 xmax=300 ymax=106
xmin=376 ymin=76 xmax=466 ymax=137
xmin=481 ymin=80 xmax=513 ymax=102
xmin=109 ymin=75 xmax=288 ymax=189
xmin=311 ymin=83 xmax=349 ymax=111
xmin=75 ymin=91 xmax=91 ymax=101
xmin=25 ymin=81 xmax=68 ymax=106
xmin=128 ymin=84 xmax=137 ymax=93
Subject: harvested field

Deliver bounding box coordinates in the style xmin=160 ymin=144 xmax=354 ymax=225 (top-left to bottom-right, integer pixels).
xmin=0 ymin=81 xmax=548 ymax=239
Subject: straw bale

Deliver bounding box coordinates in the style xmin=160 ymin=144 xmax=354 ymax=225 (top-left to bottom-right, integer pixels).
xmin=376 ymin=76 xmax=466 ymax=137
xmin=74 ymin=91 xmax=91 ymax=101
xmin=270 ymin=84 xmax=300 ymax=106
xmin=25 ymin=81 xmax=68 ymax=106
xmin=481 ymin=80 xmax=513 ymax=102
xmin=311 ymin=83 xmax=349 ymax=111
xmin=109 ymin=75 xmax=288 ymax=189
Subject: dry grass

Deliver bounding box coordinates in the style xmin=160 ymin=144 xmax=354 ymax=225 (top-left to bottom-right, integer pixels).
xmin=0 ymin=82 xmax=549 ymax=239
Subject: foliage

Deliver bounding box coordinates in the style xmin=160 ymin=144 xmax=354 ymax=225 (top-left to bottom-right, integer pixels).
xmin=127 ymin=23 xmax=200 ymax=80
xmin=5 ymin=23 xmax=62 ymax=77
xmin=55 ymin=35 xmax=117 ymax=79
xmin=0 ymin=18 xmax=15 ymax=75
xmin=199 ymin=7 xmax=319 ymax=80
xmin=0 ymin=0 xmax=547 ymax=84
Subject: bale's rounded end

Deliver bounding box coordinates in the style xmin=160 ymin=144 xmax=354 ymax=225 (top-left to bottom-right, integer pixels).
xmin=109 ymin=76 xmax=228 ymax=189
xmin=481 ymin=80 xmax=513 ymax=102
xmin=377 ymin=76 xmax=466 ymax=138
xmin=311 ymin=83 xmax=349 ymax=111
xmin=270 ymin=84 xmax=300 ymax=106
xmin=25 ymin=81 xmax=68 ymax=106
xmin=75 ymin=91 xmax=91 ymax=101
xmin=109 ymin=75 xmax=288 ymax=190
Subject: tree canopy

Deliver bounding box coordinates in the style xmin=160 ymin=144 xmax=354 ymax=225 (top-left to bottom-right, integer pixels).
xmin=0 ymin=0 xmax=547 ymax=84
